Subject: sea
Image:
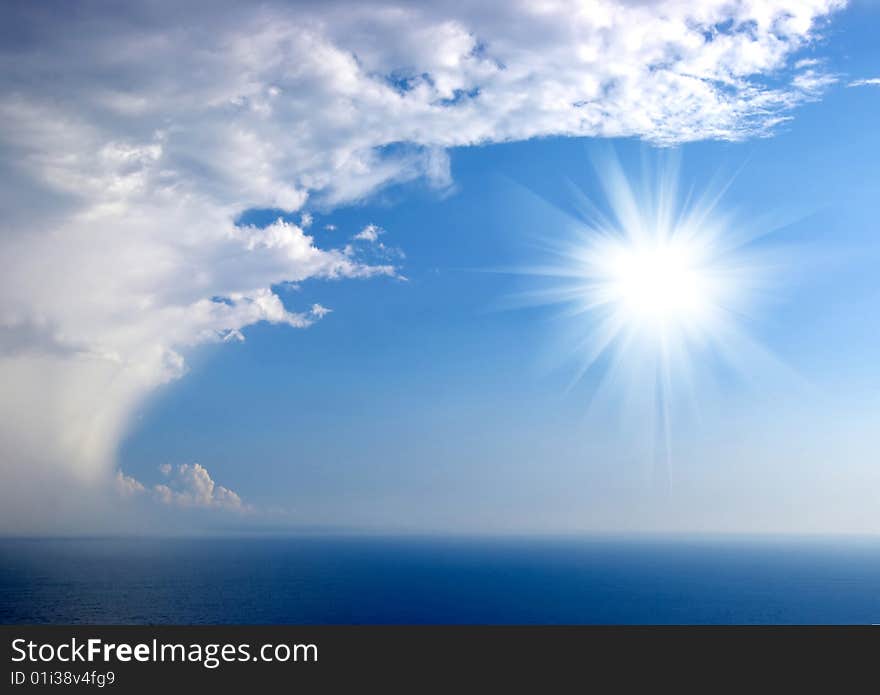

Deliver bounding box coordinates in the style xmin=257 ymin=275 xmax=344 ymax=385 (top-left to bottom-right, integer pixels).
xmin=2 ymin=535 xmax=879 ymax=624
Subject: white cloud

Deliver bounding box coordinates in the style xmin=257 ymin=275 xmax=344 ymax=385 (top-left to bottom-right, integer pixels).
xmin=354 ymin=224 xmax=383 ymax=243
xmin=847 ymin=77 xmax=880 ymax=87
xmin=310 ymin=304 xmax=332 ymax=319
xmin=120 ymin=464 xmax=248 ymax=512
xmin=0 ymin=0 xmax=847 ymax=528
xmin=791 ymin=69 xmax=838 ymax=93
xmin=153 ymin=463 xmax=246 ymax=511
xmin=353 ymin=224 xmax=407 ymax=265
xmin=115 ymin=471 xmax=146 ymax=498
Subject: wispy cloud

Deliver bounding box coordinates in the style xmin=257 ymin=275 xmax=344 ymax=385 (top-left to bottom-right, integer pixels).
xmin=354 ymin=224 xmax=383 ymax=243
xmin=791 ymin=70 xmax=838 ymax=93
xmin=847 ymin=77 xmax=880 ymax=87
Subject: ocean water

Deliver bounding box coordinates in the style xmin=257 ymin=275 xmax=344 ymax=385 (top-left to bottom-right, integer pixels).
xmin=1 ymin=536 xmax=879 ymax=624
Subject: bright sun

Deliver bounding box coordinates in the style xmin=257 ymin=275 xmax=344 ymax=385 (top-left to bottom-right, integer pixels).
xmin=596 ymin=234 xmax=718 ymax=335
xmin=512 ymin=151 xmax=775 ymax=488
xmin=540 ymin=155 xmax=758 ymax=361
xmin=520 ymin=156 xmax=778 ymax=490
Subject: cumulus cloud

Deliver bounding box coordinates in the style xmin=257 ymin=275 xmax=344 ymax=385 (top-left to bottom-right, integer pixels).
xmin=118 ymin=464 xmax=248 ymax=512
xmin=154 ymin=464 xmax=246 ymax=511
xmin=0 ymin=0 xmax=846 ymax=528
xmin=115 ymin=471 xmax=147 ymax=498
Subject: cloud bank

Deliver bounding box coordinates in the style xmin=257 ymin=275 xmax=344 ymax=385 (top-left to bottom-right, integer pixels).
xmin=0 ymin=0 xmax=845 ymax=529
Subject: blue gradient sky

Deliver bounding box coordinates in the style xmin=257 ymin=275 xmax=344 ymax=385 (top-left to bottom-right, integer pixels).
xmin=117 ymin=4 xmax=880 ymax=533
xmin=2 ymin=1 xmax=879 ymax=534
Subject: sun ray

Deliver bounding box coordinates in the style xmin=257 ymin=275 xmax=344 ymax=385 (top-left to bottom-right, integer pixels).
xmin=512 ymin=150 xmax=785 ymax=489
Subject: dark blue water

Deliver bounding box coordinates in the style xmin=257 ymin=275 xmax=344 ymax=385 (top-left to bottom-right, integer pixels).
xmin=2 ymin=536 xmax=879 ymax=624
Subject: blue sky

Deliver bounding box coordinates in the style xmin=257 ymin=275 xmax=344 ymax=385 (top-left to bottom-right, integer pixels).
xmin=1 ymin=0 xmax=879 ymax=533
xmin=119 ymin=4 xmax=880 ymax=533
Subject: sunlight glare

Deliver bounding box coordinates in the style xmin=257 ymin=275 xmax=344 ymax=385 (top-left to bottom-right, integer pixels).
xmin=510 ymin=150 xmax=781 ymax=490
xmin=596 ymin=233 xmax=717 ymax=336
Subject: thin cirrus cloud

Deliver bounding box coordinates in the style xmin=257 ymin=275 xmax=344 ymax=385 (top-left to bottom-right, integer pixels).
xmin=847 ymin=77 xmax=880 ymax=87
xmin=0 ymin=0 xmax=846 ymax=528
